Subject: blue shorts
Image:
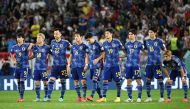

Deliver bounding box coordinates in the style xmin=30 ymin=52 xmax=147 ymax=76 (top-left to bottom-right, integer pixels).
xmin=14 ymin=68 xmax=28 ymax=79
xmin=34 ymin=70 xmax=48 ymax=81
xmin=170 ymin=65 xmax=187 ymax=81
xmin=90 ymin=68 xmax=102 ymax=81
xmin=71 ymin=67 xmax=86 ymax=80
xmin=145 ymin=65 xmax=163 ymax=79
xmin=50 ymin=66 xmax=68 ymax=79
xmin=103 ymin=66 xmax=121 ymax=82
xmin=125 ymin=66 xmax=141 ymax=79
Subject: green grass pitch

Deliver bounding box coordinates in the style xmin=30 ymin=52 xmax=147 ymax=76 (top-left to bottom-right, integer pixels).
xmin=0 ymin=90 xmax=189 ymax=109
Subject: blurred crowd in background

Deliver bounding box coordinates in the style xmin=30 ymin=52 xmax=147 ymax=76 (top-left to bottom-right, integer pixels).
xmin=1 ymin=0 xmax=190 ymax=75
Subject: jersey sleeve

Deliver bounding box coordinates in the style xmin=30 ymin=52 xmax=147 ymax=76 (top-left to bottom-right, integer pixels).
xmin=173 ymin=56 xmax=182 ymax=67
xmin=10 ymin=45 xmax=15 ymax=53
xmin=117 ymin=39 xmax=123 ymax=49
xmin=160 ymin=39 xmax=166 ymax=51
xmin=85 ymin=44 xmax=89 ymax=53
xmin=143 ymin=40 xmax=147 ymax=50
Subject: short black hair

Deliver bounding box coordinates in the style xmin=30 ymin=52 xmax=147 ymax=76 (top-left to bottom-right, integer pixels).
xmin=85 ymin=32 xmax=93 ymax=39
xmin=149 ymin=26 xmax=157 ymax=32
xmin=105 ymin=28 xmax=115 ymax=34
xmin=54 ymin=27 xmax=62 ymax=32
xmin=73 ymin=31 xmax=81 ymax=35
xmin=16 ymin=33 xmax=25 ymax=38
xmin=128 ymin=29 xmax=137 ymax=35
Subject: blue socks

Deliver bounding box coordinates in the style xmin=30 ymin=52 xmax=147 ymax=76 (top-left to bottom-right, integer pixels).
xmin=183 ymin=84 xmax=188 ymax=98
xmin=137 ymin=85 xmax=142 ymax=99
xmin=82 ymin=84 xmax=87 ymax=98
xmin=44 ymin=85 xmax=48 ymax=98
xmin=158 ymin=80 xmax=164 ymax=98
xmin=146 ymin=80 xmax=151 ymax=97
xmin=60 ymin=80 xmax=66 ymax=98
xmin=116 ymin=81 xmax=121 ymax=97
xmin=126 ymin=85 xmax=132 ymax=99
xmin=35 ymin=85 xmax=41 ymax=99
xmin=75 ymin=85 xmax=81 ymax=98
xmin=20 ymin=81 xmax=25 ymax=99
xmin=47 ymin=79 xmax=55 ymax=98
xmin=91 ymin=81 xmax=97 ymax=97
xmin=166 ymin=83 xmax=171 ymax=98
xmin=102 ymin=82 xmax=108 ymax=98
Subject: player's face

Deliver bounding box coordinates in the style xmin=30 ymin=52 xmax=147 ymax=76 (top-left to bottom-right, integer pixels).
xmin=148 ymin=30 xmax=156 ymax=39
xmin=128 ymin=32 xmax=135 ymax=41
xmin=164 ymin=55 xmax=172 ymax=61
xmin=17 ymin=37 xmax=24 ymax=44
xmin=54 ymin=30 xmax=61 ymax=40
xmin=86 ymin=37 xmax=94 ymax=44
xmin=75 ymin=34 xmax=82 ymax=43
xmin=36 ymin=35 xmax=44 ymax=44
xmin=105 ymin=31 xmax=112 ymax=40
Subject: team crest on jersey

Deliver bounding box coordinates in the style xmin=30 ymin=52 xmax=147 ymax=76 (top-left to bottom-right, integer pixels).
xmin=112 ymin=43 xmax=116 ymax=47
xmin=154 ymin=42 xmax=158 ymax=46
xmin=22 ymin=47 xmax=25 ymax=51
xmin=134 ymin=45 xmax=137 ymax=48
xmin=42 ymin=49 xmax=45 ymax=52
xmin=60 ymin=44 xmax=63 ymax=48
xmin=93 ymin=45 xmax=96 ymax=50
xmin=80 ymin=46 xmax=83 ymax=50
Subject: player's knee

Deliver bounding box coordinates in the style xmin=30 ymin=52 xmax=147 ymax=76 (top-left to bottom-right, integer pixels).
xmin=81 ymin=79 xmax=86 ymax=85
xmin=127 ymin=79 xmax=132 ymax=85
xmin=34 ymin=81 xmax=40 ymax=86
xmin=43 ymin=81 xmax=48 ymax=85
xmin=103 ymin=80 xmax=108 ymax=83
xmin=136 ymin=79 xmax=142 ymax=85
xmin=182 ymin=80 xmax=187 ymax=85
xmin=146 ymin=80 xmax=151 ymax=85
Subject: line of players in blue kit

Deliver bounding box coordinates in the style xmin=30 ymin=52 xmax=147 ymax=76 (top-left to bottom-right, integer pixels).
xmin=10 ymin=27 xmax=188 ymax=103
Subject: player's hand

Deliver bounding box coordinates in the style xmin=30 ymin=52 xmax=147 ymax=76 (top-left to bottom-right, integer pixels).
xmin=84 ymin=65 xmax=88 ymax=72
xmin=13 ymin=60 xmax=17 ymax=65
xmin=93 ymin=58 xmax=99 ymax=65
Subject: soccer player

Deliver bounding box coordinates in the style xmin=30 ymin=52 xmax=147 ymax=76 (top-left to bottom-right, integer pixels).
xmin=96 ymin=28 xmax=122 ymax=103
xmin=67 ymin=32 xmax=89 ymax=102
xmin=144 ymin=27 xmax=166 ymax=102
xmin=84 ymin=33 xmax=102 ymax=101
xmin=32 ymin=33 xmax=50 ymax=101
xmin=46 ymin=28 xmax=71 ymax=102
xmin=10 ymin=33 xmax=33 ymax=102
xmin=163 ymin=50 xmax=188 ymax=102
xmin=124 ymin=29 xmax=144 ymax=102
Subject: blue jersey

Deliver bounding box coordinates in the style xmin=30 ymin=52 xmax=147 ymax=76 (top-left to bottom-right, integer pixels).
xmin=163 ymin=55 xmax=186 ymax=72
xmin=144 ymin=38 xmax=166 ymax=65
xmin=11 ymin=43 xmax=30 ymax=68
xmin=102 ymin=39 xmax=123 ymax=67
xmin=50 ymin=39 xmax=71 ymax=66
xmin=71 ymin=43 xmax=88 ymax=68
xmin=125 ymin=41 xmax=144 ymax=67
xmin=88 ymin=41 xmax=102 ymax=69
xmin=32 ymin=44 xmax=50 ymax=70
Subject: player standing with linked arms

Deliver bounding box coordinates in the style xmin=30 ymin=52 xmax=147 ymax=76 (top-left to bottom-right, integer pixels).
xmin=10 ymin=33 xmax=33 ymax=102
xmin=67 ymin=32 xmax=89 ymax=102
xmin=96 ymin=28 xmax=123 ymax=103
xmin=124 ymin=29 xmax=144 ymax=103
xmin=45 ymin=28 xmax=71 ymax=102
xmin=144 ymin=27 xmax=166 ymax=102
xmin=32 ymin=33 xmax=50 ymax=101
